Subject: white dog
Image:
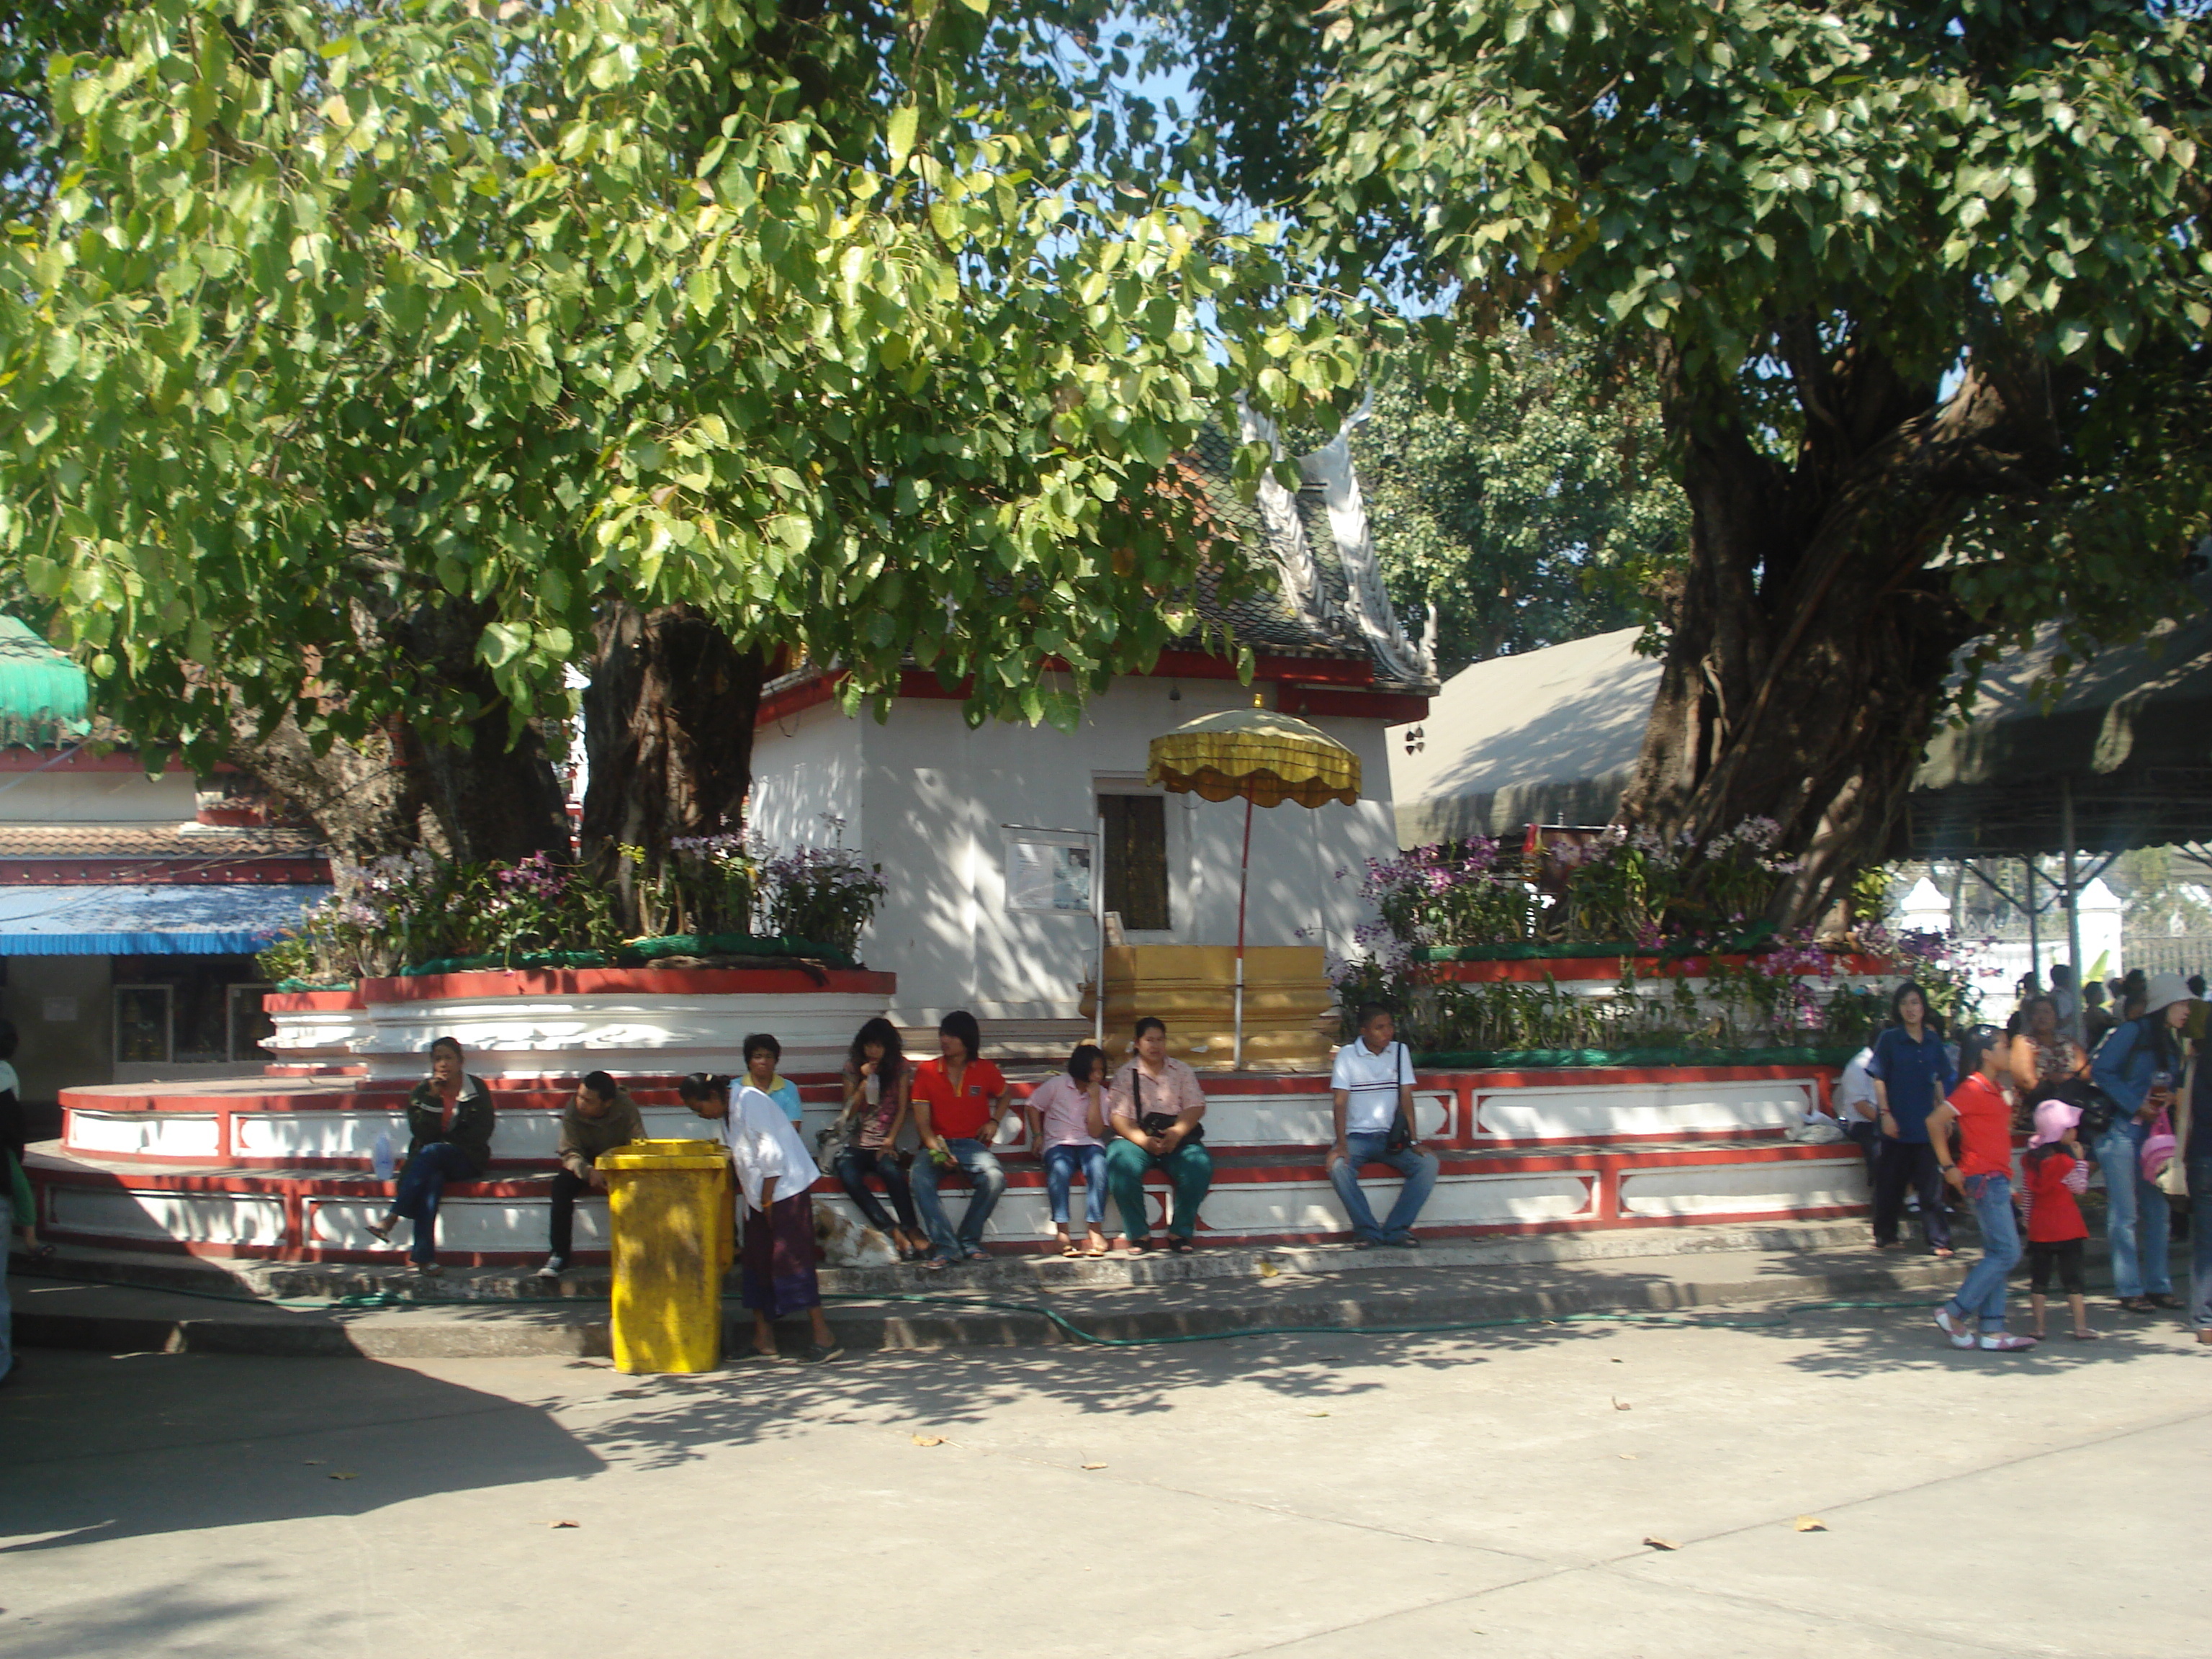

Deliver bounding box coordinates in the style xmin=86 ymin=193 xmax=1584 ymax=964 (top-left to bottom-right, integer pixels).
xmin=812 ymin=1201 xmax=899 ymax=1267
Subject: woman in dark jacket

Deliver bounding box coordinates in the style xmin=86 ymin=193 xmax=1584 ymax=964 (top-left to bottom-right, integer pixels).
xmin=369 ymin=1035 xmax=495 ymax=1274
xmin=1866 ymin=981 xmax=1956 ymax=1256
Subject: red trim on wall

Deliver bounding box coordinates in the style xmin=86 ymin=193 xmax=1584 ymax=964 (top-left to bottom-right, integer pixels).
xmin=756 ymin=675 xmax=842 ymax=726
xmin=359 ymin=966 xmax=898 ymax=1002
xmin=1423 ymin=953 xmax=1894 ymax=984
xmin=1276 ymin=683 xmax=1430 ymax=723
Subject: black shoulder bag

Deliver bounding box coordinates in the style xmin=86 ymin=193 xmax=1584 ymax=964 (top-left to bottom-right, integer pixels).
xmin=1383 ymin=1042 xmax=1415 ymax=1152
xmin=1136 ymin=1066 xmax=1204 ymax=1145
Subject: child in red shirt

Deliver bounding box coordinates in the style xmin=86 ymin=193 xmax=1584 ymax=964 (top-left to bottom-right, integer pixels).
xmin=2023 ymin=1099 xmax=2097 ymax=1341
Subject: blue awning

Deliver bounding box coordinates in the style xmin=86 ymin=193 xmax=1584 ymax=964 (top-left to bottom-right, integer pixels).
xmin=0 ymin=884 xmax=331 ymax=956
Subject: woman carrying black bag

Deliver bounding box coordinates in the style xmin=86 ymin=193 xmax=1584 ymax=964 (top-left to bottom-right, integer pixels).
xmin=1327 ymin=1002 xmax=1441 ymax=1249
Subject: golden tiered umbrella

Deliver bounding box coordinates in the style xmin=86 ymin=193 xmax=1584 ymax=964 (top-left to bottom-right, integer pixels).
xmin=1146 ymin=701 xmax=1362 ymax=1067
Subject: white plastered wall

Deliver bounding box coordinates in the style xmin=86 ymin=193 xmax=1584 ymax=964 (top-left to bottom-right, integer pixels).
xmin=750 ymin=679 xmax=1399 ymax=1025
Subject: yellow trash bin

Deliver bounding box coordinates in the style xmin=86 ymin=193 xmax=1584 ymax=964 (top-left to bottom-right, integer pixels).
xmin=599 ymin=1138 xmax=734 ymax=1375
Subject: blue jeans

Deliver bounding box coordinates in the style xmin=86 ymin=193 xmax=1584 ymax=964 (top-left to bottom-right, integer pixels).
xmin=912 ymin=1138 xmax=1006 ymax=1260
xmin=2190 ymin=1158 xmax=2212 ymax=1332
xmin=1328 ymin=1133 xmax=1441 ymax=1242
xmin=1043 ymin=1143 xmax=1109 ymax=1228
xmin=1945 ymin=1172 xmax=2023 ymax=1331
xmin=392 ymin=1142 xmax=479 ymax=1265
xmin=2095 ymin=1124 xmax=2173 ymax=1297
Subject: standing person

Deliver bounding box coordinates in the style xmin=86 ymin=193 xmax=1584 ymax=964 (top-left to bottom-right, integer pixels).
xmin=832 ymin=1017 xmax=927 ymax=1262
xmin=1835 ymin=1043 xmax=1881 ymax=1186
xmin=909 ymin=1011 xmax=1010 ymax=1269
xmin=1929 ymin=1025 xmax=2036 ymax=1352
xmin=1106 ymin=1017 xmax=1214 ymax=1254
xmin=0 ymin=1137 xmax=30 ymax=1386
xmin=1026 ymin=1043 xmax=1112 ymax=1259
xmin=2005 ymin=971 xmax=2041 ymax=1036
xmin=1326 ymin=1002 xmax=1440 ymax=1249
xmin=1866 ymin=983 xmax=1956 ymax=1256
xmin=2180 ymin=1019 xmax=2212 ymax=1347
xmin=742 ymin=1033 xmax=804 ymax=1123
xmin=2049 ymin=963 xmax=2080 ymax=1033
xmin=2020 ymin=1100 xmax=2097 ymax=1341
xmin=2082 ymin=981 xmax=2117 ymax=1051
xmin=2091 ymin=971 xmax=2191 ymax=1314
xmin=538 ymin=1070 xmax=644 ymax=1279
xmin=2009 ymin=994 xmax=2088 ymax=1130
xmin=678 ymin=1070 xmax=840 ymax=1363
xmin=367 ymin=1036 xmax=495 ymax=1276
xmin=0 ymin=1018 xmax=23 ymax=1172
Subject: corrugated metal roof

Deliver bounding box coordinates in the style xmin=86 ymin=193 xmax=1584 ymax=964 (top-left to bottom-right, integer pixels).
xmin=0 ymin=884 xmax=331 ymax=955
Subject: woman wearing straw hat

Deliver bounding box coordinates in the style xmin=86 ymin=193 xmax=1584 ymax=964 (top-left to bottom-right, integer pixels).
xmin=2090 ymin=971 xmax=2194 ymax=1315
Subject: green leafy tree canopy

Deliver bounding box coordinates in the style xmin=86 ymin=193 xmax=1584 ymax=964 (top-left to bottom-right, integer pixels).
xmin=0 ymin=0 xmax=1364 ymax=772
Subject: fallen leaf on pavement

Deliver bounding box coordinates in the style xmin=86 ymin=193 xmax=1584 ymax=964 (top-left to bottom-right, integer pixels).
xmin=549 ymin=1520 xmax=579 ymax=1529
xmin=302 ymin=1460 xmax=325 ymax=1467
xmin=1080 ymin=1462 xmax=1107 ymax=1470
xmin=1642 ymin=1537 xmax=1679 ymax=1552
xmin=328 ymin=1473 xmax=359 ymax=1481
xmin=1611 ymin=1397 xmax=1632 ymax=1411
xmin=1794 ymin=1516 xmax=1827 ymax=1532
xmin=1617 ymin=1454 xmax=1639 ymax=1460
xmin=911 ymin=1434 xmax=945 ymax=1447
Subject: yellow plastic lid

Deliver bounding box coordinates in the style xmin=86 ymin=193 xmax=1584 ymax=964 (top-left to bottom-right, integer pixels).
xmin=599 ymin=1138 xmax=729 ymax=1172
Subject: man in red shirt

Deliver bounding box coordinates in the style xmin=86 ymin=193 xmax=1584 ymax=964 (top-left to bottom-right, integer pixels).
xmin=909 ymin=1010 xmax=1011 ymax=1268
xmin=1928 ymin=1025 xmax=2036 ymax=1352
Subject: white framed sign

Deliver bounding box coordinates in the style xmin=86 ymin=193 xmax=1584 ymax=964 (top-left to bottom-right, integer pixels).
xmin=1004 ymin=837 xmax=1094 ymax=914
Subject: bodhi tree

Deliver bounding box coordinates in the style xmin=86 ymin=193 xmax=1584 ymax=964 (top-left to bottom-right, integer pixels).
xmin=1168 ymin=0 xmax=2212 ymax=927
xmin=1352 ymin=327 xmax=1686 ymax=672
xmin=0 ymin=0 xmax=1360 ymax=916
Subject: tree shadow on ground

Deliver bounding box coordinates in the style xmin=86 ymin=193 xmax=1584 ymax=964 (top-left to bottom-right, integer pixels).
xmin=0 ymin=1351 xmax=605 ymax=1556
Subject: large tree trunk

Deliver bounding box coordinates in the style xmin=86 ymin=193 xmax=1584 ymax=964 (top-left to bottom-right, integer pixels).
xmin=1619 ymin=337 xmax=2065 ymax=929
xmin=581 ymin=603 xmax=769 ymax=933
xmin=228 ymin=595 xmax=570 ymax=883
xmin=390 ymin=599 xmax=572 ymax=866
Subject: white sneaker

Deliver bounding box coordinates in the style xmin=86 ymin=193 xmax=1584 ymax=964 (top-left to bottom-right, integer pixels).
xmin=535 ymin=1255 xmax=567 ymax=1280
xmin=1933 ymin=1306 xmax=1974 ymax=1349
xmin=1978 ymin=1331 xmax=2037 ymax=1352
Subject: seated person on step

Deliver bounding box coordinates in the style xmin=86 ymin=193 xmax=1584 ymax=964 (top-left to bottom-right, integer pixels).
xmin=909 ymin=1011 xmax=1011 ymax=1270
xmin=742 ymin=1032 xmax=804 ymax=1123
xmin=834 ymin=1017 xmax=929 ymax=1263
xmin=369 ymin=1036 xmax=494 ymax=1277
xmin=538 ymin=1069 xmax=644 ymax=1279
xmin=1106 ymin=1017 xmax=1213 ymax=1256
xmin=1326 ymin=1002 xmax=1438 ymax=1249
xmin=1027 ymin=1043 xmax=1112 ymax=1259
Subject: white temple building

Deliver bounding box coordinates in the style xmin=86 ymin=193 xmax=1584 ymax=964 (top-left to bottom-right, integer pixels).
xmin=747 ymin=418 xmax=1438 ymax=1043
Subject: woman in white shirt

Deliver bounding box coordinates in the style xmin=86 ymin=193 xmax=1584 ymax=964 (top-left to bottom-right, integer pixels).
xmin=1025 ymin=1043 xmax=1110 ymax=1258
xmin=679 ymin=1070 xmax=841 ymax=1364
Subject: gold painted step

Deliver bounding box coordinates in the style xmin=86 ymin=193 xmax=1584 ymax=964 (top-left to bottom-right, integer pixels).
xmin=1082 ymin=945 xmax=1338 ymax=1072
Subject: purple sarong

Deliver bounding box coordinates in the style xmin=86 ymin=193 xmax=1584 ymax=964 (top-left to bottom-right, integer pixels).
xmin=740 ymin=1191 xmax=822 ymax=1318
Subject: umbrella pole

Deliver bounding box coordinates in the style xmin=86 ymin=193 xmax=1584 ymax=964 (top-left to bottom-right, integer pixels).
xmin=1235 ymin=796 xmax=1253 ymax=1069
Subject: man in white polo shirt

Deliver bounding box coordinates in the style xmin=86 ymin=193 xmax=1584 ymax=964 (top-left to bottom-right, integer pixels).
xmin=1327 ymin=1002 xmax=1440 ymax=1248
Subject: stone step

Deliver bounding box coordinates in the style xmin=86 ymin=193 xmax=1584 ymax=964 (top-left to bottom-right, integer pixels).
xmin=14 ymin=1217 xmax=1888 ymax=1305
xmin=23 ymin=1136 xmax=1871 ymax=1266
xmin=11 ymin=1225 xmax=2051 ymax=1359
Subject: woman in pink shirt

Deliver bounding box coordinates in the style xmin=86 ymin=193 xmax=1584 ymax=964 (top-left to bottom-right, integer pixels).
xmin=1025 ymin=1043 xmax=1110 ymax=1258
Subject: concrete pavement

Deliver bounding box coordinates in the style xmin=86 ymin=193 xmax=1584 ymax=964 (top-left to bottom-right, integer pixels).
xmin=3 ymin=1289 xmax=2206 ymax=1658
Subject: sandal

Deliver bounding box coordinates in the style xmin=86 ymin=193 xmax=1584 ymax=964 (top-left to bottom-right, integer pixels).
xmin=2118 ymin=1296 xmax=2157 ymax=1314
xmin=1083 ymin=1240 xmax=1110 ymax=1259
xmin=1169 ymin=1238 xmax=1197 ymax=1255
xmin=2148 ymin=1292 xmax=2183 ymax=1310
xmin=365 ymin=1220 xmax=395 ymax=1244
xmin=1059 ymin=1241 xmax=1081 ymax=1258
xmin=2069 ymin=1329 xmax=2103 ymax=1340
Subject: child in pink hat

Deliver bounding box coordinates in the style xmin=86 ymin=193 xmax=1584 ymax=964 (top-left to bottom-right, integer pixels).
xmin=2023 ymin=1099 xmax=2097 ymax=1341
